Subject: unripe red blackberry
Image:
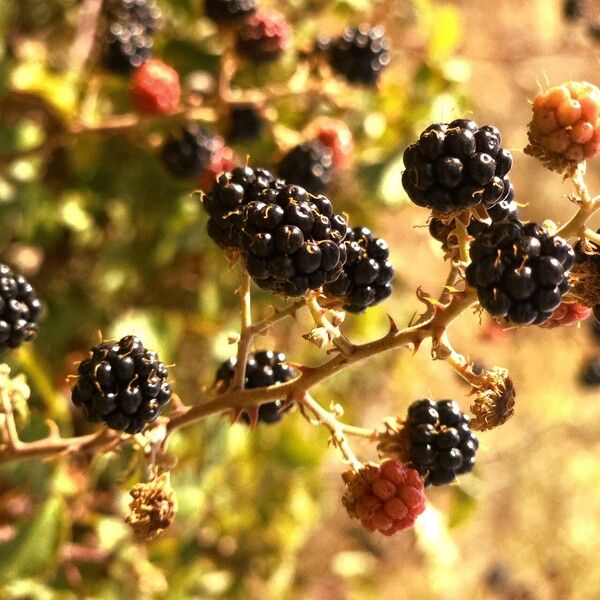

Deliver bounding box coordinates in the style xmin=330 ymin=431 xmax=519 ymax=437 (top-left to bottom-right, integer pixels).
xmin=0 ymin=265 xmax=42 ymax=352
xmin=71 ymin=336 xmax=172 ymax=434
xmin=538 ymin=301 xmax=591 ymax=329
xmin=323 ymin=227 xmax=393 ymax=312
xmin=310 ymin=119 xmax=353 ymax=169
xmin=204 ymin=0 xmax=256 ymax=23
xmin=277 ymin=140 xmax=333 ymax=194
xmin=405 ymin=399 xmax=478 ymax=486
xmin=203 ymin=166 xmax=285 ymax=250
xmin=102 ymin=0 xmax=161 ymax=74
xmin=160 ymin=124 xmax=221 ymax=179
xmin=130 ymin=59 xmax=181 ymax=114
xmin=215 ymin=350 xmax=296 ymax=424
xmin=227 ymin=105 xmax=265 ymax=143
xmin=403 ymin=120 xmax=513 ymax=215
xmin=342 ymin=459 xmax=426 ymax=535
xmin=235 ymin=10 xmax=291 ymax=62
xmin=239 ymin=184 xmax=349 ymax=296
xmin=466 ymin=221 xmax=575 ymax=326
xmin=525 ymin=81 xmax=600 ymax=175
xmin=325 ymin=25 xmax=391 ymax=87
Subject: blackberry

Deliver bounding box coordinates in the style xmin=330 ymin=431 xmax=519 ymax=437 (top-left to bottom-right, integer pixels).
xmin=466 ymin=221 xmax=575 ymax=326
xmin=71 ymin=336 xmax=172 ymax=434
xmin=130 ymin=59 xmax=180 ymax=115
xmin=204 ymin=0 xmax=256 ymax=23
xmin=402 ymin=120 xmax=513 ymax=214
xmin=406 ymin=399 xmax=478 ymax=486
xmin=277 ymin=140 xmax=333 ymax=194
xmin=239 ymin=184 xmax=349 ymax=296
xmin=235 ymin=11 xmax=291 ymax=62
xmin=581 ymin=356 xmax=600 ymax=385
xmin=563 ymin=0 xmax=585 ymax=20
xmin=326 ymin=25 xmax=391 ymax=86
xmin=102 ymin=0 xmax=161 ymax=74
xmin=323 ymin=227 xmax=393 ymax=313
xmin=160 ymin=123 xmax=221 ymax=179
xmin=0 ymin=265 xmax=42 ymax=352
xmin=215 ymin=350 xmax=296 ymax=424
xmin=227 ymin=105 xmax=265 ymax=143
xmin=203 ymin=166 xmax=284 ymax=249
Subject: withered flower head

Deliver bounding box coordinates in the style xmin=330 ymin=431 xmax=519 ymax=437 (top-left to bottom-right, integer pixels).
xmin=470 ymin=367 xmax=516 ymax=431
xmin=376 ymin=417 xmax=411 ymax=462
xmin=125 ymin=472 xmax=177 ymax=541
xmin=569 ymin=240 xmax=600 ymax=307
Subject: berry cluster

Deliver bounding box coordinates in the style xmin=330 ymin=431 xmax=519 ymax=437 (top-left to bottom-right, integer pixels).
xmin=324 ymin=25 xmax=391 ymax=87
xmin=239 ymin=184 xmax=349 ymax=296
xmin=406 ymin=399 xmax=478 ymax=486
xmin=227 ymin=105 xmax=265 ymax=143
xmin=203 ymin=166 xmax=284 ymax=249
xmin=467 ymin=221 xmax=575 ymax=325
xmin=102 ymin=0 xmax=161 ymax=74
xmin=130 ymin=59 xmax=180 ymax=114
xmin=215 ymin=350 xmax=295 ymax=424
xmin=525 ymin=81 xmax=600 ymax=174
xmin=0 ymin=265 xmax=42 ymax=352
xmin=235 ymin=11 xmax=290 ymax=62
xmin=323 ymin=227 xmax=393 ymax=312
xmin=160 ymin=123 xmax=222 ymax=179
xmin=277 ymin=141 xmax=333 ymax=194
xmin=402 ymin=120 xmax=513 ymax=214
xmin=72 ymin=336 xmax=172 ymax=434
xmin=342 ymin=459 xmax=426 ymax=535
xmin=563 ymin=0 xmax=585 ymax=21
xmin=204 ymin=0 xmax=256 ymax=23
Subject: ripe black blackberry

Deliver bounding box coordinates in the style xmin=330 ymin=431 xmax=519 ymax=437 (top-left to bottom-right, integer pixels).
xmin=239 ymin=184 xmax=349 ymax=296
xmin=325 ymin=25 xmax=391 ymax=86
xmin=203 ymin=166 xmax=285 ymax=249
xmin=323 ymin=227 xmax=393 ymax=313
xmin=402 ymin=120 xmax=514 ymax=214
xmin=406 ymin=399 xmax=478 ymax=486
xmin=563 ymin=0 xmax=585 ymax=20
xmin=102 ymin=0 xmax=161 ymax=74
xmin=215 ymin=350 xmax=296 ymax=424
xmin=0 ymin=265 xmax=42 ymax=352
xmin=227 ymin=105 xmax=265 ymax=143
xmin=466 ymin=221 xmax=576 ymax=325
xmin=71 ymin=335 xmax=172 ymax=434
xmin=580 ymin=356 xmax=600 ymax=386
xmin=277 ymin=141 xmax=333 ymax=194
xmin=160 ymin=123 xmax=221 ymax=179
xmin=204 ymin=0 xmax=256 ymax=23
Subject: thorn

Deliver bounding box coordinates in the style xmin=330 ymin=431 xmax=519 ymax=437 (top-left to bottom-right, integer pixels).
xmin=386 ymin=314 xmax=399 ymax=335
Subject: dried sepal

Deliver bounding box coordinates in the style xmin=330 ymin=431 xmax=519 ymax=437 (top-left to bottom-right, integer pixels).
xmin=569 ymin=241 xmax=600 ymax=307
xmin=469 ymin=367 xmax=516 ymax=431
xmin=376 ymin=417 xmax=411 ymax=462
xmin=125 ymin=472 xmax=177 ymax=541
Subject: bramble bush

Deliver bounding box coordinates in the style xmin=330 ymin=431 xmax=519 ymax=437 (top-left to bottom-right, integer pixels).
xmin=3 ymin=0 xmax=600 ymax=597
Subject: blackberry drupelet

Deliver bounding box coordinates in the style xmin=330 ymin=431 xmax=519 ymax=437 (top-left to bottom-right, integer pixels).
xmin=160 ymin=123 xmax=221 ymax=179
xmin=215 ymin=350 xmax=296 ymax=424
xmin=466 ymin=221 xmax=575 ymax=325
xmin=71 ymin=335 xmax=172 ymax=434
xmin=227 ymin=105 xmax=265 ymax=143
xmin=204 ymin=0 xmax=256 ymax=23
xmin=323 ymin=226 xmax=393 ymax=313
xmin=235 ymin=10 xmax=290 ymax=62
xmin=406 ymin=399 xmax=478 ymax=486
xmin=203 ymin=166 xmax=284 ymax=249
xmin=277 ymin=140 xmax=333 ymax=194
xmin=581 ymin=356 xmax=600 ymax=385
xmin=326 ymin=25 xmax=390 ymax=86
xmin=239 ymin=184 xmax=349 ymax=296
xmin=0 ymin=265 xmax=42 ymax=352
xmin=102 ymin=0 xmax=161 ymax=74
xmin=402 ymin=120 xmax=513 ymax=214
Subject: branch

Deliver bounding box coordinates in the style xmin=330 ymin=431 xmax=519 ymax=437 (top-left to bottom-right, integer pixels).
xmin=232 ymin=271 xmax=253 ymax=390
xmin=557 ymin=164 xmax=600 ymax=239
xmin=67 ymin=0 xmax=104 ymax=75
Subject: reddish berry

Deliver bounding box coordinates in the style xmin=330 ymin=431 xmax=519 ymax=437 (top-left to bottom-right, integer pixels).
xmin=309 ymin=119 xmax=353 ymax=168
xmin=131 ymin=59 xmax=181 ymax=115
xmin=525 ymin=81 xmax=600 ymax=175
xmin=538 ymin=301 xmax=592 ymax=328
xmin=198 ymin=138 xmax=236 ymax=189
xmin=342 ymin=459 xmax=426 ymax=536
xmin=235 ymin=11 xmax=291 ymax=62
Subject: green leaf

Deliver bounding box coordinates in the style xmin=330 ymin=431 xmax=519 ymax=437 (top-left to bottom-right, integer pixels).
xmin=1 ymin=496 xmax=69 ymax=581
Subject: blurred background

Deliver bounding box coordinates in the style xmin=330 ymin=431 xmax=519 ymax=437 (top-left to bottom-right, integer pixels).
xmin=1 ymin=0 xmax=600 ymax=598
